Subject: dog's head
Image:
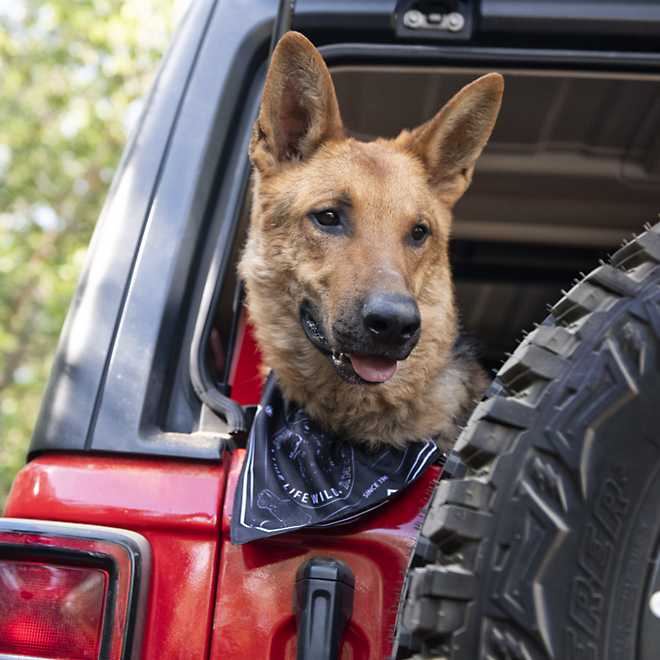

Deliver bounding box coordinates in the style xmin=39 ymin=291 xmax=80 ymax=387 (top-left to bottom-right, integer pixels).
xmin=241 ymin=32 xmax=502 ymax=394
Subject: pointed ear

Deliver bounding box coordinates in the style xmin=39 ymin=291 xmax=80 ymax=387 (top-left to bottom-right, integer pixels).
xmin=250 ymin=31 xmax=344 ymax=172
xmin=399 ymin=73 xmax=503 ymax=206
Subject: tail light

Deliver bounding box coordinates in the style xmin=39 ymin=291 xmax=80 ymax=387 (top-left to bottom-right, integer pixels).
xmin=0 ymin=560 xmax=107 ymax=658
xmin=0 ymin=519 xmax=150 ymax=659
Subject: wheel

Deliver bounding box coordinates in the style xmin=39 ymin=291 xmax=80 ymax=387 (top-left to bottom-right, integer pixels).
xmin=394 ymin=222 xmax=660 ymax=659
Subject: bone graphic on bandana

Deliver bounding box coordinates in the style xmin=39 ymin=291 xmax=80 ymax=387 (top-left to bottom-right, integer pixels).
xmin=256 ymin=489 xmax=312 ymax=526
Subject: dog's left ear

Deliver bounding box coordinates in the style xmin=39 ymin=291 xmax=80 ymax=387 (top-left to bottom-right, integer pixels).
xmin=399 ymin=73 xmax=503 ymax=206
xmin=250 ymin=31 xmax=344 ymax=172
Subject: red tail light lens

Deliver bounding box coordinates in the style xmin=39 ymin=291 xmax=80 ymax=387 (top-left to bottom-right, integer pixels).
xmin=0 ymin=559 xmax=108 ymax=659
xmin=0 ymin=519 xmax=151 ymax=659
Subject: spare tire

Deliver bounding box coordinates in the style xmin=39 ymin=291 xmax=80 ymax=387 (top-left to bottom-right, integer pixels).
xmin=394 ymin=222 xmax=660 ymax=660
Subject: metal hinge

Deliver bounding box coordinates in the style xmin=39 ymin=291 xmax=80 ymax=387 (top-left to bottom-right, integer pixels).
xmin=403 ymin=8 xmax=465 ymax=33
xmin=394 ymin=1 xmax=473 ymax=41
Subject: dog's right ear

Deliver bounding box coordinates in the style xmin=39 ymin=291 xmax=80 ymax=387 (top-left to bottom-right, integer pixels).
xmin=250 ymin=32 xmax=344 ymax=172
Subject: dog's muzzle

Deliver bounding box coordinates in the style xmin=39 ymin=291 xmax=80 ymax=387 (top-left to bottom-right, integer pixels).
xmin=299 ymin=298 xmax=421 ymax=385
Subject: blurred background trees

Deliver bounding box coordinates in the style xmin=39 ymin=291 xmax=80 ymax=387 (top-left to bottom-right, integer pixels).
xmin=0 ymin=1 xmax=181 ymax=506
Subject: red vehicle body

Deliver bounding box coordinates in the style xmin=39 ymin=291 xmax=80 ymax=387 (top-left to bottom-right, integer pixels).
xmin=3 ymin=322 xmax=440 ymax=658
xmin=5 ymin=458 xmax=440 ymax=659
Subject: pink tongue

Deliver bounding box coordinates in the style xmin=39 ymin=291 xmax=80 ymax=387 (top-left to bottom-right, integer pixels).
xmin=349 ymin=354 xmax=398 ymax=383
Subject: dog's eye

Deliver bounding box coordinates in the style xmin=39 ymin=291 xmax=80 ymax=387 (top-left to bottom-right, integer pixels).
xmin=410 ymin=223 xmax=430 ymax=245
xmin=312 ymin=210 xmax=340 ymax=226
xmin=309 ymin=209 xmax=344 ymax=234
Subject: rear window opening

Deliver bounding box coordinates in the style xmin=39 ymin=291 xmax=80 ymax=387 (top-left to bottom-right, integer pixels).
xmin=200 ymin=63 xmax=660 ymax=420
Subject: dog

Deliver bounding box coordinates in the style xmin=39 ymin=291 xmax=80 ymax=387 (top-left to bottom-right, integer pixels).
xmin=239 ymin=32 xmax=503 ymax=449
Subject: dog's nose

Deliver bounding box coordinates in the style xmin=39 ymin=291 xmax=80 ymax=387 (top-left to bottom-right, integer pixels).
xmin=362 ymin=294 xmax=421 ymax=345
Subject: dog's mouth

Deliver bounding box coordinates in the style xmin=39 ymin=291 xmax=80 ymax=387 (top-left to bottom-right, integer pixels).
xmin=300 ymin=302 xmax=399 ymax=385
xmin=333 ymin=352 xmax=398 ymax=384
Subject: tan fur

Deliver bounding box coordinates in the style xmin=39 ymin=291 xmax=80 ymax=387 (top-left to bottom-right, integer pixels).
xmin=239 ymin=32 xmax=503 ymax=449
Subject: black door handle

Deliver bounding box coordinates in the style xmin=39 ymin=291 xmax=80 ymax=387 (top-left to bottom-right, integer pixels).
xmin=294 ymin=557 xmax=355 ymax=660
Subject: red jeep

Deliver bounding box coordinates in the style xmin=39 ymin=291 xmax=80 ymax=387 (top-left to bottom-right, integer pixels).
xmin=2 ymin=1 xmax=660 ymax=658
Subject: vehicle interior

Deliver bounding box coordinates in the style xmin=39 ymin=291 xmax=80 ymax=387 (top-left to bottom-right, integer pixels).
xmin=204 ymin=64 xmax=660 ymax=407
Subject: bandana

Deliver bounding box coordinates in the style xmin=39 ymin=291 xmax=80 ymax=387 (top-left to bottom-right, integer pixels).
xmin=231 ymin=374 xmax=441 ymax=544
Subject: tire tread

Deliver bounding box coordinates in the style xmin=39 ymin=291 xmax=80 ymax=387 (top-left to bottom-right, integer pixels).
xmin=393 ymin=222 xmax=660 ymax=659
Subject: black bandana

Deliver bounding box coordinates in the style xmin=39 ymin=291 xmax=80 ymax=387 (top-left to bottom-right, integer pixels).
xmin=231 ymin=375 xmax=441 ymax=545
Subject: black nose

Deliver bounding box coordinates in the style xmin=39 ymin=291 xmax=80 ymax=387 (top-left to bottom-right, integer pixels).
xmin=362 ymin=294 xmax=421 ymax=345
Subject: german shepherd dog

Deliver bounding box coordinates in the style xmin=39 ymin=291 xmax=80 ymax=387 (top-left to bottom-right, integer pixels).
xmin=240 ymin=32 xmax=503 ymax=449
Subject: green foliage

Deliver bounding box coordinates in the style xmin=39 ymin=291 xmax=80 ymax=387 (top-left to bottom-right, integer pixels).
xmin=0 ymin=1 xmax=178 ymax=508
